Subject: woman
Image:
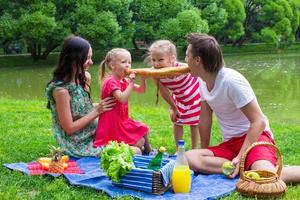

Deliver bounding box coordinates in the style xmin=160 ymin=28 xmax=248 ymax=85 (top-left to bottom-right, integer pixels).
xmin=45 ymin=35 xmax=115 ymax=157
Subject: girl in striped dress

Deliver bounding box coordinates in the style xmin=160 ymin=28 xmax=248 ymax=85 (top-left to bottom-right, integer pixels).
xmin=149 ymin=40 xmax=201 ymax=149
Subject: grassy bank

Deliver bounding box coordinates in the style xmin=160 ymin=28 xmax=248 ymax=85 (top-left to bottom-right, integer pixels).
xmin=221 ymin=43 xmax=300 ymax=54
xmin=1 ymin=99 xmax=300 ymax=199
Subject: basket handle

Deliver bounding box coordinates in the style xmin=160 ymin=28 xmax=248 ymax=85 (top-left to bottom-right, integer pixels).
xmin=239 ymin=141 xmax=283 ymax=179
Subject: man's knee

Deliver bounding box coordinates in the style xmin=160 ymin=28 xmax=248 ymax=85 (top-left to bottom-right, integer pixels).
xmin=186 ymin=149 xmax=209 ymax=172
xmin=251 ymin=159 xmax=276 ymax=172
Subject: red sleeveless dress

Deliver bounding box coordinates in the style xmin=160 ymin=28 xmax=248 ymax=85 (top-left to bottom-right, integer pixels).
xmin=93 ymin=75 xmax=148 ymax=147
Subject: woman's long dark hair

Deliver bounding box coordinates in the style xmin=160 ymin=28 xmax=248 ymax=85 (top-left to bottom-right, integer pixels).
xmin=46 ymin=35 xmax=91 ymax=108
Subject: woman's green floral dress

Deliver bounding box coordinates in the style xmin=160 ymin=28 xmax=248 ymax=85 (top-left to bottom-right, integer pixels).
xmin=46 ymin=82 xmax=101 ymax=157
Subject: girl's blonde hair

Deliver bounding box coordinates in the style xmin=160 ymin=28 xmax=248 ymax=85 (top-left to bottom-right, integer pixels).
xmin=99 ymin=48 xmax=130 ymax=80
xmin=148 ymin=40 xmax=177 ymax=59
xmin=148 ymin=40 xmax=178 ymax=104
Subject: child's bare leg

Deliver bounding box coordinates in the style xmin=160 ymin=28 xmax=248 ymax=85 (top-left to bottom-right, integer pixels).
xmin=143 ymin=133 xmax=152 ymax=154
xmin=190 ymin=125 xmax=200 ymax=149
xmin=174 ymin=124 xmax=183 ymax=149
xmin=130 ymin=146 xmax=142 ymax=155
xmin=133 ymin=137 xmax=145 ymax=151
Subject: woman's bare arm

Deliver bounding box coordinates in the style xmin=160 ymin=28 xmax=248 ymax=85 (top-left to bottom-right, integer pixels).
xmin=53 ymin=88 xmax=115 ymax=135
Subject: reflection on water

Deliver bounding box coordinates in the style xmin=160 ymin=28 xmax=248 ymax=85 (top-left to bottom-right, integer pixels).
xmin=225 ymin=53 xmax=300 ymax=124
xmin=16 ymin=78 xmax=22 ymax=88
xmin=0 ymin=52 xmax=299 ymax=124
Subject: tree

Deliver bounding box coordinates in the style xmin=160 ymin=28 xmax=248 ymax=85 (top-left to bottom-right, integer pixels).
xmin=274 ymin=18 xmax=292 ymax=43
xmin=233 ymin=0 xmax=261 ymax=46
xmin=0 ymin=1 xmax=71 ymax=59
xmin=93 ymin=0 xmax=134 ymax=47
xmin=20 ymin=2 xmax=71 ymax=60
xmin=158 ymin=8 xmax=209 ymax=46
xmin=288 ymin=0 xmax=300 ymax=41
xmin=219 ymin=0 xmax=245 ymax=44
xmin=0 ymin=13 xmax=18 ymax=43
xmin=189 ymin=0 xmax=227 ymax=36
xmin=72 ymin=0 xmax=134 ymax=51
xmin=1 ymin=0 xmax=299 ymax=57
xmin=131 ymin=0 xmax=186 ymax=48
xmin=72 ymin=4 xmax=120 ymax=50
xmin=261 ymin=1 xmax=292 ymax=44
xmin=235 ymin=0 xmax=299 ymax=46
xmin=260 ymin=28 xmax=278 ymax=44
xmin=0 ymin=0 xmax=133 ymax=60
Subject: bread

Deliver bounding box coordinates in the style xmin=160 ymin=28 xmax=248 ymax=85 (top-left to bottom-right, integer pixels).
xmin=125 ymin=66 xmax=190 ymax=78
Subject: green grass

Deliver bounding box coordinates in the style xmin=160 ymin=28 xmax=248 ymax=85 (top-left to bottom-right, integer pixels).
xmin=1 ymin=99 xmax=300 ymax=199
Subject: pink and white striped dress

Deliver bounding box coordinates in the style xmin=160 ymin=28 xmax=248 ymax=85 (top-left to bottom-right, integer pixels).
xmin=159 ymin=64 xmax=201 ymax=125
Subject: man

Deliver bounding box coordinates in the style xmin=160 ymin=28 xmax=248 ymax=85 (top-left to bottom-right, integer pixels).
xmin=184 ymin=33 xmax=299 ymax=183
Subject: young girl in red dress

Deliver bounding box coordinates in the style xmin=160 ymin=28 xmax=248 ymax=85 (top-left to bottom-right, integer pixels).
xmin=93 ymin=48 xmax=151 ymax=154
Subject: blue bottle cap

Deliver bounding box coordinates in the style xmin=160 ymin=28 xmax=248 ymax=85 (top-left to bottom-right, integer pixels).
xmin=178 ymin=140 xmax=184 ymax=146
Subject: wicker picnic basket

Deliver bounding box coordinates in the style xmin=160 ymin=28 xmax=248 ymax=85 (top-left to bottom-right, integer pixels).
xmin=112 ymin=155 xmax=172 ymax=194
xmin=152 ymin=170 xmax=169 ymax=194
xmin=236 ymin=141 xmax=286 ymax=198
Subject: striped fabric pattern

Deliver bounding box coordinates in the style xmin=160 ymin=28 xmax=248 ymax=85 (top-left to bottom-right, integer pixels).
xmin=27 ymin=161 xmax=83 ymax=175
xmin=112 ymin=155 xmax=173 ymax=193
xmin=160 ymin=71 xmax=201 ymax=125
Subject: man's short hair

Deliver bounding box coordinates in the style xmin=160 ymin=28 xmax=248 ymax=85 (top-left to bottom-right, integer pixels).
xmin=187 ymin=33 xmax=224 ymax=73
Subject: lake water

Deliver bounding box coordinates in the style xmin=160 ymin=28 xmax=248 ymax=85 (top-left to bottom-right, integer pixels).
xmin=0 ymin=52 xmax=299 ymax=124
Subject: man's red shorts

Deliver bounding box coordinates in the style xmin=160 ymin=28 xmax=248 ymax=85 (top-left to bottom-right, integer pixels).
xmin=207 ymin=131 xmax=277 ymax=170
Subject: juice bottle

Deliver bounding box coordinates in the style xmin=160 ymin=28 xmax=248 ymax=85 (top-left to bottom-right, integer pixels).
xmin=171 ymin=140 xmax=191 ymax=193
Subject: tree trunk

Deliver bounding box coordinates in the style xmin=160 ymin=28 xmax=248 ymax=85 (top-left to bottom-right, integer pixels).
xmin=223 ymin=37 xmax=228 ymax=46
xmin=27 ymin=40 xmax=59 ymax=60
xmin=29 ymin=42 xmax=39 ymax=60
xmin=38 ymin=44 xmax=41 ymax=59
xmin=296 ymin=25 xmax=300 ymax=41
xmin=41 ymin=41 xmax=60 ymax=60
xmin=132 ymin=37 xmax=139 ymax=50
xmin=233 ymin=36 xmax=246 ymax=47
xmin=235 ymin=0 xmax=260 ymax=47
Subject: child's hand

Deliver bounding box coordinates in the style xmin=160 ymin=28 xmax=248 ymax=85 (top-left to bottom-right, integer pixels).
xmin=169 ymin=108 xmax=180 ymax=122
xmin=95 ymin=97 xmax=116 ymax=114
xmin=128 ymin=72 xmax=136 ymax=83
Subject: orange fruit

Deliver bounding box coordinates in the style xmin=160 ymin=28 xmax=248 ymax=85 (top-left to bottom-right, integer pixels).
xmin=63 ymin=163 xmax=68 ymax=169
xmin=61 ymin=155 xmax=69 ymax=162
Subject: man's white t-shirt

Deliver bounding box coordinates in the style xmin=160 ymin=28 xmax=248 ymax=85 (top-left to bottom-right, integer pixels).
xmin=200 ymin=67 xmax=272 ymax=141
